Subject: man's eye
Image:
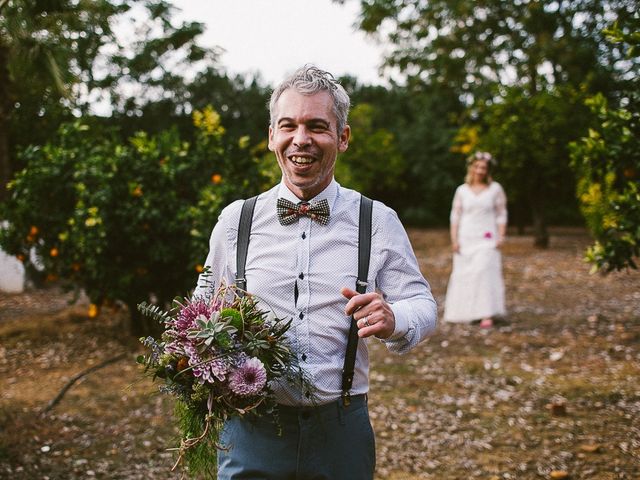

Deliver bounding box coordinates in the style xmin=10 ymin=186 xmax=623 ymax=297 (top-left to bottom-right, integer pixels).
xmin=280 ymin=124 xmax=295 ymax=130
xmin=310 ymin=124 xmax=328 ymax=132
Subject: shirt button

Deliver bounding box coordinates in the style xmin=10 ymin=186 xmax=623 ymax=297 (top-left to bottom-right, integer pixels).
xmin=301 ymin=232 xmax=306 ymax=239
xmin=301 ymin=354 xmax=307 ymax=361
xmin=299 ymin=312 xmax=304 ymax=319
xmin=299 ymin=273 xmax=304 ymax=280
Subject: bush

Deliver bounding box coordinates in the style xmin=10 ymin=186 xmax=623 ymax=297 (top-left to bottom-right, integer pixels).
xmin=570 ymin=93 xmax=640 ymax=271
xmin=0 ymin=107 xmax=269 ymax=334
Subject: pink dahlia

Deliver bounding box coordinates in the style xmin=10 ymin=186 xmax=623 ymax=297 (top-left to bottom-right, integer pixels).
xmin=228 ymin=357 xmax=267 ymax=397
xmin=175 ymin=299 xmax=214 ymax=332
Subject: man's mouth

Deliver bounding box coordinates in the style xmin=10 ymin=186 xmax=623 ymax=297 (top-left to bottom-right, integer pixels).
xmin=290 ymin=156 xmax=314 ymax=165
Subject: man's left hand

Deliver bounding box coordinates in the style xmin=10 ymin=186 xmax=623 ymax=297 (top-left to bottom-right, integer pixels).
xmin=341 ymin=287 xmax=395 ymax=339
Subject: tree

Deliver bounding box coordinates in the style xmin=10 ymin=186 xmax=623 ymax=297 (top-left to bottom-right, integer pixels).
xmin=472 ymin=86 xmax=590 ymax=246
xmin=335 ymin=103 xmax=405 ymax=206
xmin=0 ymin=108 xmax=270 ymax=336
xmin=345 ymin=0 xmax=631 ymax=99
xmin=0 ymin=0 xmax=129 ymax=200
xmin=341 ymin=0 xmax=635 ymax=240
xmin=1 ymin=0 xmax=219 ymax=201
xmin=344 ymin=79 xmax=464 ymax=225
xmin=570 ymin=17 xmax=640 ymax=271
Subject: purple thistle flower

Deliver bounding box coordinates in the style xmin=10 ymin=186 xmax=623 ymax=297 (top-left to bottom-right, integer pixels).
xmin=175 ymin=299 xmax=215 ymax=332
xmin=228 ymin=357 xmax=267 ymax=397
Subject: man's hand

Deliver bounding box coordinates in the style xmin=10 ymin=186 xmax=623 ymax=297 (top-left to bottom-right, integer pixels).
xmin=341 ymin=287 xmax=395 ymax=339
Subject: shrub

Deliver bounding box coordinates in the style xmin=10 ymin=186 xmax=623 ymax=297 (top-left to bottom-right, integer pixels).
xmin=0 ymin=107 xmax=268 ymax=334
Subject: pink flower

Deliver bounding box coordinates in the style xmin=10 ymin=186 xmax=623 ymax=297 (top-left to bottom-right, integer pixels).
xmin=175 ymin=299 xmax=215 ymax=332
xmin=184 ymin=343 xmax=229 ymax=383
xmin=484 ymin=231 xmax=493 ymax=239
xmin=228 ymin=357 xmax=267 ymax=397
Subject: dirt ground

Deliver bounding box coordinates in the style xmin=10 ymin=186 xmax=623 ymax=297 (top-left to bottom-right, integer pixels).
xmin=0 ymin=227 xmax=638 ymax=479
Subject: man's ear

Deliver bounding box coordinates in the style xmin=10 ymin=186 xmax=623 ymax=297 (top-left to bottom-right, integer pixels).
xmin=267 ymin=126 xmax=275 ymax=151
xmin=338 ymin=124 xmax=351 ymax=153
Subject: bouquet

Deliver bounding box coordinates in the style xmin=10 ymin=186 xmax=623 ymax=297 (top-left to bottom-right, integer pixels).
xmin=137 ymin=283 xmax=304 ymax=477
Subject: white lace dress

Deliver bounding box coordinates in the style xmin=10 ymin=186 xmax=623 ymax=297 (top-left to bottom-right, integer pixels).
xmin=444 ymin=182 xmax=508 ymax=323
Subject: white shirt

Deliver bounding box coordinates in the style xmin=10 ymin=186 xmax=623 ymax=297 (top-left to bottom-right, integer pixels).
xmin=194 ymin=179 xmax=437 ymax=405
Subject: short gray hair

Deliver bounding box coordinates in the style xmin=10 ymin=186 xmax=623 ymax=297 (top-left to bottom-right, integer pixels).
xmin=269 ymin=65 xmax=351 ymax=135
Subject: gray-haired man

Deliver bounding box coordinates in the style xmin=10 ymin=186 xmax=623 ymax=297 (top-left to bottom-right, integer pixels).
xmin=196 ymin=65 xmax=437 ymax=479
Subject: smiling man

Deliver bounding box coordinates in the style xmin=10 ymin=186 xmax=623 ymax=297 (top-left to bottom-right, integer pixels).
xmin=195 ymin=65 xmax=437 ymax=480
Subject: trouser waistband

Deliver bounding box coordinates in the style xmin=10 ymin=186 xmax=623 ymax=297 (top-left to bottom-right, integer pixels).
xmin=275 ymin=394 xmax=368 ymax=420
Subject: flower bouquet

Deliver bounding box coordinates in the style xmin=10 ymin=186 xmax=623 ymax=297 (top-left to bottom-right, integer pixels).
xmin=137 ymin=283 xmax=302 ymax=477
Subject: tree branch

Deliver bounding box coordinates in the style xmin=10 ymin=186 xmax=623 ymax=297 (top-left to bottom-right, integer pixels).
xmin=40 ymin=352 xmax=129 ymax=416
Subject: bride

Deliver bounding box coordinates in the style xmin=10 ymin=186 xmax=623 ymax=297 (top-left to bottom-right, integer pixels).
xmin=444 ymin=151 xmax=508 ymax=328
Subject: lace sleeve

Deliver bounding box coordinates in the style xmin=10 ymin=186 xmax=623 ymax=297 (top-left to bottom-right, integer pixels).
xmin=494 ymin=183 xmax=508 ymax=225
xmin=449 ymin=187 xmax=463 ymax=225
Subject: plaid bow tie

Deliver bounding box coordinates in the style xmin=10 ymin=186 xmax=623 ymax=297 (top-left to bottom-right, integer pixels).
xmin=277 ymin=198 xmax=330 ymax=226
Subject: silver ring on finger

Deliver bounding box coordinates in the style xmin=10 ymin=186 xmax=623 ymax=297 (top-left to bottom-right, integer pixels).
xmin=363 ymin=315 xmax=370 ymax=327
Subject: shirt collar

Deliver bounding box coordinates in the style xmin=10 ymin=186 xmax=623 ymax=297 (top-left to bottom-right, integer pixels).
xmin=277 ymin=179 xmax=339 ymax=211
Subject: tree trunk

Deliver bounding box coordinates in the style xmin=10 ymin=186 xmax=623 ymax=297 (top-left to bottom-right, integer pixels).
xmin=530 ymin=192 xmax=549 ymax=248
xmin=0 ymin=43 xmax=12 ymax=202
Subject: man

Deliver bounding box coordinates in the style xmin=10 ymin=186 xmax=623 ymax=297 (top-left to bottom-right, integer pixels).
xmin=195 ymin=65 xmax=437 ymax=480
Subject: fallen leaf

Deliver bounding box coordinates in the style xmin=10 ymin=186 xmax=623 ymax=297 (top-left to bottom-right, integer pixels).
xmin=579 ymin=443 xmax=601 ymax=453
xmin=550 ymin=471 xmax=569 ymax=479
xmin=546 ymin=400 xmax=567 ymax=416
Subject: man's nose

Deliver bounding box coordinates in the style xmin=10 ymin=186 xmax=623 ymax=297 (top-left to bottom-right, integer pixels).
xmin=293 ymin=126 xmax=312 ymax=147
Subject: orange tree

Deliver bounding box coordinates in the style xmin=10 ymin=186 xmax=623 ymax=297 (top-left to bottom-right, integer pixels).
xmin=569 ymin=18 xmax=639 ymax=271
xmin=570 ymin=92 xmax=639 ymax=271
xmin=0 ymin=107 xmax=268 ymax=335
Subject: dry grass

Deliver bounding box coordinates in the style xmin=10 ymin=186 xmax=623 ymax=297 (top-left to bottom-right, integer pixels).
xmin=1 ymin=227 xmax=638 ymax=479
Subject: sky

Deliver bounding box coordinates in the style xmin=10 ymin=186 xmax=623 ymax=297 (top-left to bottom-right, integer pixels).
xmin=170 ymin=0 xmax=387 ymax=87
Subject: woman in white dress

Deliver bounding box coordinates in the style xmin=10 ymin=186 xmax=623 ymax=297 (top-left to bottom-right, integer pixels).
xmin=444 ymin=151 xmax=508 ymax=328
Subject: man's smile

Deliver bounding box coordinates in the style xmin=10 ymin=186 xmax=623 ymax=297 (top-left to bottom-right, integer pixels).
xmin=289 ymin=155 xmax=315 ymax=165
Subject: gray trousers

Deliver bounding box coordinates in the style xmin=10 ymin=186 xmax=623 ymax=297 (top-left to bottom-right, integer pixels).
xmin=217 ymin=394 xmax=375 ymax=480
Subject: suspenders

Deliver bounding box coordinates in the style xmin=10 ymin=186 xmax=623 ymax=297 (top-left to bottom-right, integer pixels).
xmin=235 ymin=194 xmax=373 ymax=405
xmin=341 ymin=195 xmax=373 ymax=405
xmin=236 ymin=195 xmax=258 ymax=294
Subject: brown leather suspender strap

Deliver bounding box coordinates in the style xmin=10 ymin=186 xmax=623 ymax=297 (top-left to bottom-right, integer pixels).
xmin=341 ymin=195 xmax=373 ymax=405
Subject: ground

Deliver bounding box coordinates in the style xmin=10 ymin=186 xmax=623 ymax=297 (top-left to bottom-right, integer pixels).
xmin=0 ymin=228 xmax=638 ymax=479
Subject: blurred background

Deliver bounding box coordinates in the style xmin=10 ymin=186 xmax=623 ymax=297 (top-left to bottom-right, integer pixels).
xmin=0 ymin=1 xmax=638 ymax=478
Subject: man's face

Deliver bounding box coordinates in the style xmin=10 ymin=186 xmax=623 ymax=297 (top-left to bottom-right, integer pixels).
xmin=268 ymin=89 xmax=350 ymax=200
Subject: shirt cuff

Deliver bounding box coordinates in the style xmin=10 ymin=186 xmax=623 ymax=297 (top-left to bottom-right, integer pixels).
xmin=387 ymin=302 xmax=411 ymax=340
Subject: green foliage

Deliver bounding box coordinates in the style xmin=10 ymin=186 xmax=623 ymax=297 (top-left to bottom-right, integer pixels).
xmin=350 ymin=0 xmax=630 ymax=98
xmin=174 ymin=400 xmax=219 ymax=477
xmin=569 ymin=15 xmax=640 ymax=272
xmin=344 ymin=81 xmax=463 ymax=225
xmin=474 ymin=86 xmax=590 ymax=238
xmin=344 ymin=0 xmax=633 ymax=230
xmin=0 ymin=0 xmax=129 ymax=191
xmin=335 ymin=103 xmax=405 ymax=204
xmin=570 ymin=93 xmax=640 ymax=271
xmin=0 ymin=107 xmax=269 ymax=334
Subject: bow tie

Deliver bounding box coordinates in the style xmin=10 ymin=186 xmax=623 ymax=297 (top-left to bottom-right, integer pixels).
xmin=277 ymin=198 xmax=330 ymax=226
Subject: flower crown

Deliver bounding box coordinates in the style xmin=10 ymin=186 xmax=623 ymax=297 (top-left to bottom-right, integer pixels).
xmin=467 ymin=151 xmax=497 ymax=166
